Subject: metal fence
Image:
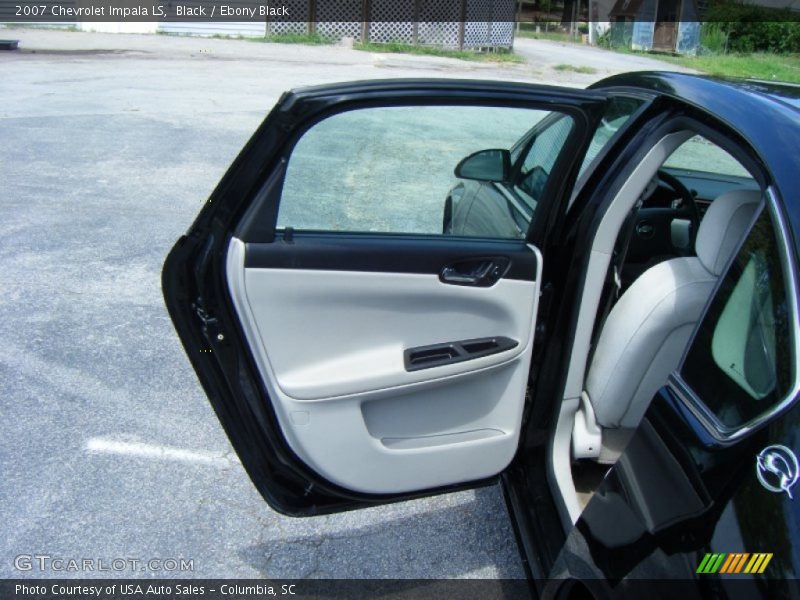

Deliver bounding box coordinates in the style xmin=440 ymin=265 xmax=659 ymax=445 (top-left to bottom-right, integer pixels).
xmin=265 ymin=0 xmax=516 ymax=50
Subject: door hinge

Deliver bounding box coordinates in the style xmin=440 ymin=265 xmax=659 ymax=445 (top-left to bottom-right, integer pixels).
xmin=192 ymin=299 xmax=225 ymax=345
xmin=193 ymin=300 xmax=218 ymax=328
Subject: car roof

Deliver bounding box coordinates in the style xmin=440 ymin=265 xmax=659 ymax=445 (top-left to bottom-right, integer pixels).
xmin=594 ymin=70 xmax=800 ymax=112
xmin=729 ymin=79 xmax=800 ymax=112
xmin=592 ymin=71 xmax=800 ymax=253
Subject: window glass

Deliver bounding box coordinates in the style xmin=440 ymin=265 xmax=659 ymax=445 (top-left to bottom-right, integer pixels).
xmin=521 ymin=115 xmax=573 ymax=176
xmin=517 ymin=116 xmax=574 ymax=201
xmin=681 ymin=208 xmax=795 ymax=429
xmin=578 ymin=96 xmax=644 ymax=178
xmin=277 ymin=105 xmax=573 ymax=237
xmin=664 ymin=135 xmax=752 ymax=178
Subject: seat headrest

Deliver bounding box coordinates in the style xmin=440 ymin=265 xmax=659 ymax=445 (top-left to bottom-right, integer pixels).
xmin=696 ymin=190 xmax=762 ymax=276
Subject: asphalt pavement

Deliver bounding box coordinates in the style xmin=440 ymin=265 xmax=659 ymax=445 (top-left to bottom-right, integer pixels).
xmin=0 ymin=28 xmax=684 ymax=579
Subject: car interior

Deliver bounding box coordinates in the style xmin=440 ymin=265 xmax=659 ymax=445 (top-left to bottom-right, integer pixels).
xmin=556 ymin=131 xmax=764 ymax=520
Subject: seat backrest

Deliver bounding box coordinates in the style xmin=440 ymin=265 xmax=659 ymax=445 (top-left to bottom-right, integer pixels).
xmin=585 ymin=189 xmax=761 ymax=430
xmin=696 ymin=190 xmax=765 ymax=276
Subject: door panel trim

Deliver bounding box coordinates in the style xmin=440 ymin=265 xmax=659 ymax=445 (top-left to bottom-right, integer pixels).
xmin=232 ymin=260 xmax=535 ymax=403
xmin=404 ymin=336 xmax=519 ymax=371
xmin=226 ymin=237 xmax=543 ymax=494
xmin=245 ymin=234 xmax=538 ymax=281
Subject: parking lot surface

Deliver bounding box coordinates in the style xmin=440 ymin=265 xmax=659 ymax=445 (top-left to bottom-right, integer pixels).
xmin=0 ymin=29 xmax=681 ymax=578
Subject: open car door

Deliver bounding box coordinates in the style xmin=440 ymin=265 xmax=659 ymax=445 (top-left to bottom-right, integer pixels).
xmin=162 ymin=80 xmax=607 ymax=516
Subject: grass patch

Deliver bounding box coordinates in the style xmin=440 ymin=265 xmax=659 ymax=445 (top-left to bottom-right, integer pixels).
xmin=354 ymin=41 xmax=524 ymax=63
xmin=198 ymin=32 xmax=332 ymax=45
xmin=516 ymin=30 xmax=577 ymax=43
xmin=553 ymin=63 xmax=597 ymax=74
xmin=649 ymin=52 xmax=800 ymax=84
xmin=257 ymin=32 xmax=332 ymax=45
xmin=165 ymin=31 xmax=331 ymax=45
xmin=2 ymin=23 xmax=78 ymax=31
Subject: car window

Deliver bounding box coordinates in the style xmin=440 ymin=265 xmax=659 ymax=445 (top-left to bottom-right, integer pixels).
xmin=664 ymin=135 xmax=751 ymax=178
xmin=277 ymin=105 xmax=573 ymax=238
xmin=578 ymin=96 xmax=644 ymax=179
xmin=520 ymin=116 xmax=574 ymax=177
xmin=680 ymin=205 xmax=796 ymax=430
xmin=513 ymin=115 xmax=574 ymax=203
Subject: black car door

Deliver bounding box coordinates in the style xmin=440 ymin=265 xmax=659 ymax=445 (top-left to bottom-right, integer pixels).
xmin=161 ymin=80 xmax=611 ymax=516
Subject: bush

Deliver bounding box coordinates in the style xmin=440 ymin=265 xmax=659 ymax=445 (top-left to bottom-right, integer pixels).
xmin=700 ymin=22 xmax=728 ymax=54
xmin=704 ymin=3 xmax=800 ymax=54
xmin=597 ymin=29 xmax=613 ymax=49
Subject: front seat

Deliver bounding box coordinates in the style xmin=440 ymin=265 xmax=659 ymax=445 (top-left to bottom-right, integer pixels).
xmin=576 ymin=189 xmax=762 ymax=461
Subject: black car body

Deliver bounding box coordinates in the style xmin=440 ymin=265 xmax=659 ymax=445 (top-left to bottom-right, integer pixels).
xmin=162 ymin=72 xmax=800 ymax=596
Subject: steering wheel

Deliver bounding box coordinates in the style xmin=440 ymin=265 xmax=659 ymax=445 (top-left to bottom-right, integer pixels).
xmin=655 ymin=169 xmax=701 ymax=251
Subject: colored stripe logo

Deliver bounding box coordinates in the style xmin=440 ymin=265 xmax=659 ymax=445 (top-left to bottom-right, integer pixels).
xmin=697 ymin=553 xmax=773 ymax=574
